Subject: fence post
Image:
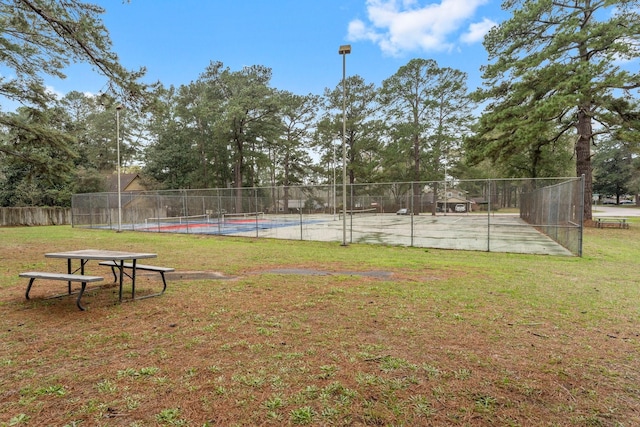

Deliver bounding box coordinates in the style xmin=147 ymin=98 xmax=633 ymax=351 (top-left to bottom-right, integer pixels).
xmin=410 ymin=182 xmax=414 ymax=247
xmin=255 ymin=188 xmax=259 ymax=239
xmin=182 ymin=190 xmax=189 ymax=234
xmin=349 ymin=183 xmax=353 ymax=243
xmin=299 ymin=201 xmax=303 ymax=240
xmin=107 ymin=194 xmax=112 ymax=229
xmin=578 ymin=175 xmax=585 ymax=257
xmin=155 ymin=192 xmax=161 ymax=232
xmin=487 ymin=180 xmax=491 ymax=252
xmin=89 ymin=195 xmax=93 ymax=229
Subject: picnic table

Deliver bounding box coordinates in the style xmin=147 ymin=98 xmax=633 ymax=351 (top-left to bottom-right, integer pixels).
xmin=595 ymin=218 xmax=629 ymax=229
xmin=20 ymin=249 xmax=172 ymax=310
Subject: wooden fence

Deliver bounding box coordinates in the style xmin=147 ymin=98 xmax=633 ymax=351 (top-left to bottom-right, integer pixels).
xmin=0 ymin=207 xmax=71 ymax=226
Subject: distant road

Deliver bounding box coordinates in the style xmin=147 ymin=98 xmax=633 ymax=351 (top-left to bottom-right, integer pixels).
xmin=593 ymin=205 xmax=640 ymax=217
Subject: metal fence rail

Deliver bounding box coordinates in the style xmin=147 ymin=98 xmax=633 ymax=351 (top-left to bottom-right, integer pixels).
xmin=72 ymin=178 xmax=584 ymax=256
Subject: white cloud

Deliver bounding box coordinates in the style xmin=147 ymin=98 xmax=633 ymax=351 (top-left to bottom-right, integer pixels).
xmin=348 ymin=19 xmax=381 ymax=44
xmin=45 ymin=85 xmax=64 ymax=100
xmin=348 ymin=0 xmax=490 ymax=56
xmin=612 ymin=36 xmax=640 ymax=64
xmin=43 ymin=86 xmax=98 ymax=101
xmin=460 ymin=18 xmax=496 ymax=44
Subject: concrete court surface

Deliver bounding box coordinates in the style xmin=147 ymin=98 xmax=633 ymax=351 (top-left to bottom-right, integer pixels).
xmin=123 ymin=206 xmax=638 ymax=256
xmin=224 ymin=213 xmax=576 ymax=256
xmin=211 ymin=205 xmax=640 ymax=256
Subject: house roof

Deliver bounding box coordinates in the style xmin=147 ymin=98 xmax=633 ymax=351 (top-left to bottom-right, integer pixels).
xmin=441 ymin=197 xmax=469 ymax=204
xmin=106 ymin=173 xmax=141 ymax=192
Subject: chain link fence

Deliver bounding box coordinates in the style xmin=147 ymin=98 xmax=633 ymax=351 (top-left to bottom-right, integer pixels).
xmin=72 ymin=177 xmax=583 ymax=256
xmin=520 ymin=176 xmax=584 ymax=255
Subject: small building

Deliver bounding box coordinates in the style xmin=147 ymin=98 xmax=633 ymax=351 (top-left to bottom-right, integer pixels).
xmin=423 ymin=188 xmax=474 ymax=213
xmin=103 ymin=173 xmax=158 ymax=222
xmin=276 ymin=199 xmax=323 ymax=213
xmin=106 ymin=173 xmax=146 ymax=193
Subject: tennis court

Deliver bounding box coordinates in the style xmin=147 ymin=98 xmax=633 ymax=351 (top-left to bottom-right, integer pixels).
xmin=141 ymin=213 xmax=325 ymax=236
xmin=136 ymin=212 xmax=574 ymax=256
xmin=72 ymin=177 xmax=583 ymax=256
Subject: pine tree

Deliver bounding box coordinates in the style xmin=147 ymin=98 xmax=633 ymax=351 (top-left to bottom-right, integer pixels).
xmin=472 ymin=0 xmax=640 ymax=220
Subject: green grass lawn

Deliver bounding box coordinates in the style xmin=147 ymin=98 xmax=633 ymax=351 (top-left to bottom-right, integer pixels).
xmin=0 ymin=223 xmax=638 ymax=426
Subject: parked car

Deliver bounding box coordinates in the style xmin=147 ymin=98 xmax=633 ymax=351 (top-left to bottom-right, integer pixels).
xmin=619 ymin=200 xmax=634 ymax=205
xmin=396 ymin=208 xmax=409 ymax=215
xmin=454 ymin=204 xmax=466 ymax=213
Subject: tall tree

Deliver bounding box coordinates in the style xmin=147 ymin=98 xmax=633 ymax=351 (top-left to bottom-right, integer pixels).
xmin=473 ymin=0 xmax=640 ymax=220
xmin=0 ymin=0 xmax=149 ymax=198
xmin=0 ymin=106 xmax=76 ymax=206
xmin=272 ymin=91 xmax=319 ymax=211
xmin=380 ymin=59 xmax=439 ymax=186
xmin=312 ymin=117 xmax=343 ymax=214
xmin=60 ymin=91 xmax=131 ymax=174
xmin=0 ymin=0 xmax=146 ymax=105
xmin=593 ymin=138 xmax=634 ymax=204
xmin=143 ymin=63 xmax=281 ymax=194
xmin=171 ymin=80 xmax=221 ymax=188
xmin=323 ymin=75 xmax=382 ymax=186
xmin=143 ymin=85 xmax=207 ymax=189
xmin=199 ymin=63 xmax=278 ymax=212
xmin=380 ymin=59 xmax=473 ymax=213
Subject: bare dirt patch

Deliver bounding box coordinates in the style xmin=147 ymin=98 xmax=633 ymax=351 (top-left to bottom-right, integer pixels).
xmin=260 ymin=268 xmax=394 ymax=280
xmin=164 ymin=271 xmax=232 ymax=281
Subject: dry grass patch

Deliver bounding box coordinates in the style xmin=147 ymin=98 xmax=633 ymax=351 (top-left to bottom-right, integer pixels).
xmin=0 ymin=225 xmax=639 ymax=426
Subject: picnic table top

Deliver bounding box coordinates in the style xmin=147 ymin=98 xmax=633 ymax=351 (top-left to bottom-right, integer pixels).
xmin=45 ymin=249 xmax=157 ymax=260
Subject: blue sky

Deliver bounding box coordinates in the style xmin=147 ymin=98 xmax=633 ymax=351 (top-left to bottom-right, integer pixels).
xmin=52 ymin=0 xmax=508 ymax=99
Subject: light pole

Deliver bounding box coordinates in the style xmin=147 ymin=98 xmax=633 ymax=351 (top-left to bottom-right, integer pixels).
xmin=339 ymin=44 xmax=351 ymax=246
xmin=116 ymin=104 xmax=124 ymax=232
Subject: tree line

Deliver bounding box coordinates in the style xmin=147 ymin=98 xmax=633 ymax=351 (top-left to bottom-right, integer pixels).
xmin=0 ymin=0 xmax=638 ymax=221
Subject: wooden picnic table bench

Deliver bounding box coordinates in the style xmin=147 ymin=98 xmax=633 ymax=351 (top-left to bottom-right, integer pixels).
xmin=19 ymin=271 xmax=104 ymax=311
xmin=595 ymin=218 xmax=629 ymax=229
